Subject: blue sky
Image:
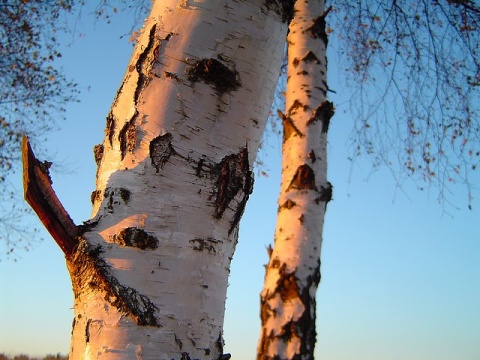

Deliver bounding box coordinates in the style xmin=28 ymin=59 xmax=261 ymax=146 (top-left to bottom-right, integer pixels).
xmin=1 ymin=6 xmax=480 ymax=359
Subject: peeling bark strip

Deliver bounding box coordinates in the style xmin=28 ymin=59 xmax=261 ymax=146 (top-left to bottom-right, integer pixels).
xmin=85 ymin=319 xmax=92 ymax=343
xmin=68 ymin=238 xmax=160 ymax=326
xmin=263 ymin=0 xmax=296 ymax=23
xmin=186 ymin=58 xmax=241 ymax=94
xmin=93 ymin=144 xmax=104 ymax=166
xmin=213 ymin=147 xmax=253 ymax=232
xmin=307 ymin=100 xmax=334 ymax=133
xmin=114 ymin=227 xmax=159 ymax=250
xmin=105 ymin=113 xmax=115 ymax=147
xmin=133 ymin=24 xmax=160 ymax=100
xmin=288 ymin=164 xmax=318 ymax=191
xmin=104 ymin=24 xmax=161 ymax=155
xmin=116 ymin=25 xmax=160 ymax=159
xmin=150 ymin=133 xmax=174 ymax=172
xmin=119 ymin=116 xmax=137 ymax=159
xmin=22 ymin=136 xmax=78 ymax=256
xmin=189 ymin=238 xmax=220 ymax=255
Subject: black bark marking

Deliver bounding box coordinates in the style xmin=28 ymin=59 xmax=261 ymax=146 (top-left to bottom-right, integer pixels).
xmin=90 ymin=190 xmax=102 ymax=205
xmin=278 ymin=109 xmax=304 ymax=143
xmin=302 ymin=51 xmax=321 ymax=64
xmin=279 ymin=199 xmax=296 ymax=210
xmin=306 ymin=6 xmax=332 ymax=45
xmin=175 ymin=333 xmax=183 ymax=350
xmin=93 ymin=144 xmax=104 ymax=166
xmin=105 ymin=113 xmax=115 ymax=147
xmin=103 ymin=187 xmax=131 ymax=213
xmin=186 ymin=58 xmax=241 ymax=94
xmin=119 ymin=117 xmax=137 ymax=159
xmin=119 ymin=188 xmax=131 ymax=203
xmin=296 ymin=259 xmax=321 ymax=357
xmin=189 ymin=237 xmax=220 ymax=255
xmin=259 ymin=260 xmax=321 ymax=359
xmin=288 ymin=164 xmax=317 ymax=191
xmin=68 ymin=238 xmax=160 ymax=327
xmin=213 ymin=147 xmax=253 ymax=234
xmin=113 ymin=227 xmax=158 ymax=250
xmin=263 ymin=0 xmax=295 ymax=23
xmin=85 ymin=319 xmax=92 ymax=343
xmin=308 ymin=150 xmax=317 ymax=163
xmin=149 ymin=133 xmax=174 ymax=172
xmin=317 ymin=182 xmax=333 ymax=207
xmin=216 ymin=332 xmax=225 ymax=359
xmin=287 ymin=99 xmax=309 ymax=115
xmin=307 ymin=100 xmax=334 ymax=133
xmin=299 ymin=214 xmax=305 ymax=224
xmin=77 ymin=217 xmax=101 ymax=235
xmin=195 ymin=158 xmax=205 ymax=177
xmin=164 ymin=71 xmax=182 ymax=82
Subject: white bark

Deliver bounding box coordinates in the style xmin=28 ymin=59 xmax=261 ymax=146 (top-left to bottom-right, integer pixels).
xmin=257 ymin=0 xmax=333 ymax=359
xmin=67 ymin=1 xmax=288 ymax=359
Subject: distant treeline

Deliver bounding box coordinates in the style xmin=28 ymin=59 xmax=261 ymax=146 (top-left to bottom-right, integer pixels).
xmin=0 ymin=355 xmax=67 ymax=360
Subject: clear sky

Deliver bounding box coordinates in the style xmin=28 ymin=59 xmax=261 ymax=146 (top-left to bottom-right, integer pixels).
xmin=1 ymin=5 xmax=479 ymax=360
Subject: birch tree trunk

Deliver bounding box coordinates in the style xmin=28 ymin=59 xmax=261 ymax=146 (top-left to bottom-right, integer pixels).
xmin=257 ymin=0 xmax=334 ymax=358
xmin=64 ymin=1 xmax=288 ymax=358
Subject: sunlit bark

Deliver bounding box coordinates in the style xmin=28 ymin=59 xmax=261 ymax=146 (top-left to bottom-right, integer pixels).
xmin=67 ymin=1 xmax=287 ymax=358
xmin=257 ymin=0 xmax=333 ymax=358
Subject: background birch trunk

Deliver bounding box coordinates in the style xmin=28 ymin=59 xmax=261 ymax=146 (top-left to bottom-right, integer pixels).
xmin=257 ymin=0 xmax=334 ymax=358
xmin=66 ymin=1 xmax=288 ymax=358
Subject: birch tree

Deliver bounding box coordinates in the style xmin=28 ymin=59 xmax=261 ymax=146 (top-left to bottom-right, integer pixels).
xmin=24 ymin=0 xmax=289 ymax=358
xmin=258 ymin=0 xmax=479 ymax=359
xmin=258 ymin=1 xmax=332 ymax=358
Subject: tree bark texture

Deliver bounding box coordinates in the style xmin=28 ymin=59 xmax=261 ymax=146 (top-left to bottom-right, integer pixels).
xmin=257 ymin=0 xmax=334 ymax=359
xmin=67 ymin=1 xmax=288 ymax=359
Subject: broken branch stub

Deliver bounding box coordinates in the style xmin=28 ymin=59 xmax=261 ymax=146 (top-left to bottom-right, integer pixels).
xmin=22 ymin=135 xmax=78 ymax=256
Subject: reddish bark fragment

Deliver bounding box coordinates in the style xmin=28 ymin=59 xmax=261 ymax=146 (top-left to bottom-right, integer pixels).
xmin=22 ymin=136 xmax=77 ymax=257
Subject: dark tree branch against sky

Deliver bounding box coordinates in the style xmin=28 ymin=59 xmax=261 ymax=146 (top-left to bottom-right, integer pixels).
xmin=0 ymin=0 xmax=150 ymax=257
xmin=329 ymin=0 xmax=480 ymax=207
xmin=0 ymin=0 xmax=78 ymax=256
